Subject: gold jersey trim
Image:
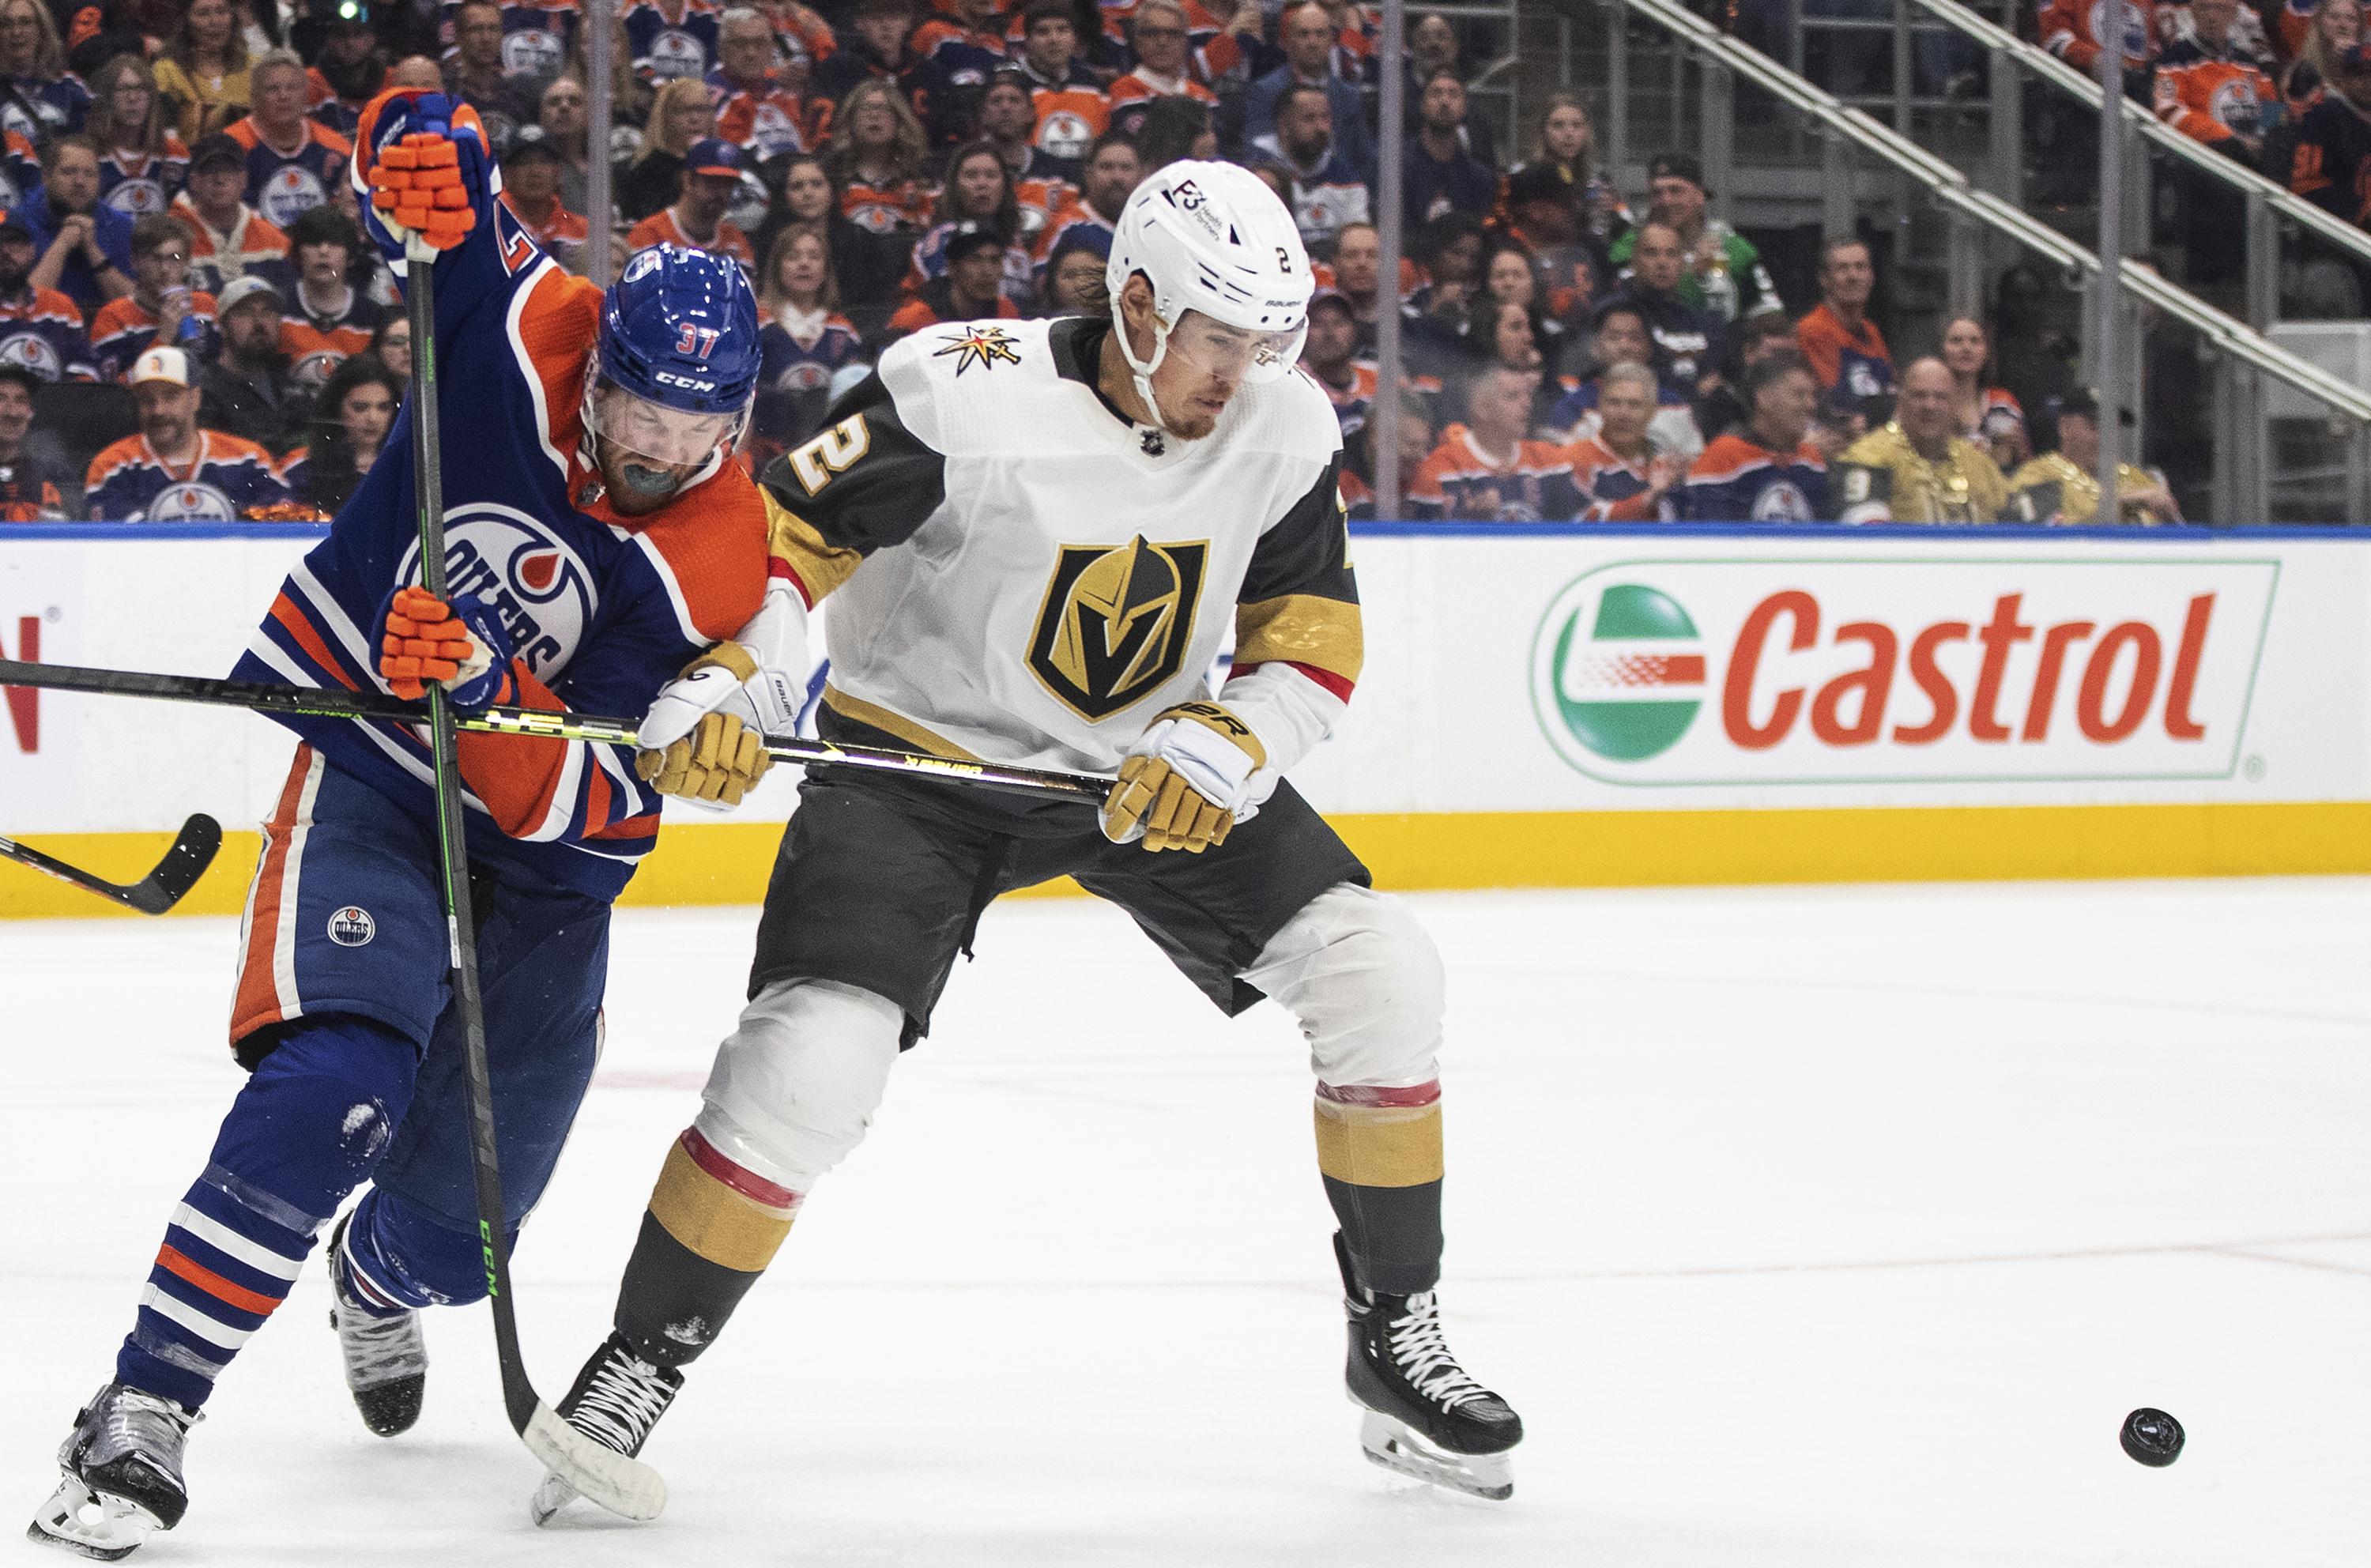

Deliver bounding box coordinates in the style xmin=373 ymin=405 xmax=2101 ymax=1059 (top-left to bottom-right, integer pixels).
xmin=760 ymin=488 xmax=865 ymax=605
xmin=1235 ymin=593 xmax=1365 ymax=686
xmin=820 ymin=684 xmax=983 ymax=761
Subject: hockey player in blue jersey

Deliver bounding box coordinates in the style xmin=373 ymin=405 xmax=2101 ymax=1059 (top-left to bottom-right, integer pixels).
xmin=28 ymin=89 xmax=807 ymax=1559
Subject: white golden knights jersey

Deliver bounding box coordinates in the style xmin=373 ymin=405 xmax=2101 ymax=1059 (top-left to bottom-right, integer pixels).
xmin=756 ymin=315 xmax=1361 ymax=777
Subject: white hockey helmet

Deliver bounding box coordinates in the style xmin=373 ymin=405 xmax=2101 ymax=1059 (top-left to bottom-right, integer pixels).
xmin=1105 ymin=160 xmax=1314 ymax=428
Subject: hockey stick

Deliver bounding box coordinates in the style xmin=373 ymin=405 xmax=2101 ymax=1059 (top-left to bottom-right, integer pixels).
xmin=0 ymin=814 xmax=221 ymax=914
xmin=399 ymin=232 xmax=665 ymax=1521
xmin=0 ymin=658 xmax=1111 ymax=803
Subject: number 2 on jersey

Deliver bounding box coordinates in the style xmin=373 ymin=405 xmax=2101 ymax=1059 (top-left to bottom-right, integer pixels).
xmin=787 ymin=414 xmax=871 ymax=497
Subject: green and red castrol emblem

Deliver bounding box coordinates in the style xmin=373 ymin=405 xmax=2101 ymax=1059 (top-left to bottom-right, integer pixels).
xmin=1528 ymin=560 xmax=2277 ymax=785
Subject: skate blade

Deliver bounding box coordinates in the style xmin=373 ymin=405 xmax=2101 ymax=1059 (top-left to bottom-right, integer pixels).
xmin=522 ymin=1403 xmax=663 ymax=1523
xmin=27 ymin=1476 xmax=164 ymax=1561
xmin=1357 ymin=1411 xmax=1515 ymax=1501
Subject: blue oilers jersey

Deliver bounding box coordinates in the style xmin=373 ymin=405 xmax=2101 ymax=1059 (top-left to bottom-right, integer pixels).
xmin=1679 ymin=432 xmax=1830 ymax=522
xmin=232 ymin=108 xmax=771 ymax=902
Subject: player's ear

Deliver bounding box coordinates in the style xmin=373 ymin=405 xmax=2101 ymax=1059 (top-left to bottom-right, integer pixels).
xmin=1118 ymin=272 xmax=1157 ymax=351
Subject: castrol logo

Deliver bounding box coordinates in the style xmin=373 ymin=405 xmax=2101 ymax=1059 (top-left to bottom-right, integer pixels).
xmin=1529 ymin=556 xmax=2277 ymax=783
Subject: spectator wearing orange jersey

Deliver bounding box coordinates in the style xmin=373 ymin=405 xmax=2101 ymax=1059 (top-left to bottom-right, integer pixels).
xmin=172 ymin=131 xmax=289 ymax=296
xmin=2039 ymin=0 xmax=2158 ymax=77
xmin=1109 ymin=0 xmax=1219 ymax=141
xmin=1795 ymin=235 xmax=1891 ymax=418
xmin=627 ymin=137 xmax=759 ymax=267
xmin=708 ymin=7 xmax=828 ymax=162
xmin=224 ymin=51 xmax=353 ymax=230
xmin=978 ymin=70 xmax=1083 ymax=234
xmin=1015 ymin=0 xmax=1110 ymax=164
xmin=827 ymin=76 xmax=935 ymax=233
xmin=1408 ymin=364 xmax=1589 ymax=522
xmin=498 ymin=127 xmax=589 ymax=273
xmin=91 ymin=213 xmax=217 ymax=382
xmin=1569 ymin=364 xmax=1679 ymax=522
xmin=2155 ymin=0 xmax=2279 ymax=160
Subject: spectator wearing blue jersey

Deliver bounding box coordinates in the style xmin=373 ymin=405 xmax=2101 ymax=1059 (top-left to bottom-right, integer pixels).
xmin=20 ymin=135 xmax=138 ymax=312
xmin=1244 ymin=3 xmax=1375 ymax=174
xmin=1402 ymin=70 xmax=1498 ymax=225
xmin=1679 ymin=351 xmax=1830 ymax=521
xmin=1248 ymin=81 xmax=1371 ymax=256
xmin=86 ymin=343 xmax=291 ymax=520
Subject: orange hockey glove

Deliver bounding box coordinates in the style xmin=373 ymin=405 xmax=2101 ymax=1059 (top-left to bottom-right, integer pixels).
xmin=368 ymin=131 xmax=477 ymax=251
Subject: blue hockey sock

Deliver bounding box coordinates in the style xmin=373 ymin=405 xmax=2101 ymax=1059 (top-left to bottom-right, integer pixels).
xmin=117 ymin=1016 xmax=420 ymax=1410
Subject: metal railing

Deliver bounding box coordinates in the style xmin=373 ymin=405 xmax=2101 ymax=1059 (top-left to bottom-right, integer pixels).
xmin=1906 ymin=0 xmax=2371 ymax=330
xmin=1595 ymin=0 xmax=2371 ymax=520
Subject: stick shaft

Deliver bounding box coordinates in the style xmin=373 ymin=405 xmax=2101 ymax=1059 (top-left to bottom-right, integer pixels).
xmin=404 ymin=234 xmax=541 ymax=1434
xmin=0 ymin=658 xmax=1110 ymax=803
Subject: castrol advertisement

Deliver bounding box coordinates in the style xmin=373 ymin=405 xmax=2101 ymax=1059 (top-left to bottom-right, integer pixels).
xmin=4 ymin=527 xmax=2370 ymax=841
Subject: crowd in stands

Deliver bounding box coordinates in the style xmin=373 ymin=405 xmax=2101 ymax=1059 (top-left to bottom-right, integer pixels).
xmin=0 ymin=0 xmax=2177 ymax=524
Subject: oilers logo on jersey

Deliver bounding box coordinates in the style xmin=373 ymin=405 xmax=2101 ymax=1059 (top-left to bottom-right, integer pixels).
xmin=143 ymin=481 xmax=238 ymax=520
xmin=258 ymin=164 xmax=328 ymax=228
xmin=0 ymin=330 xmax=59 ymax=379
xmin=1028 ymin=536 xmax=1210 ymax=719
xmin=106 ymin=177 xmax=168 ymax=215
xmin=503 ymin=28 xmax=568 ymax=78
xmin=1751 ymin=480 xmax=1815 ymax=522
xmin=645 ymin=28 xmax=707 ymax=76
xmin=1036 ymin=110 xmax=1097 ymax=163
xmin=396 ymin=505 xmax=599 ymax=680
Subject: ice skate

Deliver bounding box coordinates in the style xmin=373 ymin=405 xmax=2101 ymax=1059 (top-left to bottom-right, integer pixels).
xmin=326 ymin=1212 xmax=427 ymax=1437
xmin=529 ymin=1331 xmax=683 ymax=1526
xmin=27 ymin=1381 xmax=199 ymax=1560
xmin=1336 ymin=1236 xmax=1522 ymax=1501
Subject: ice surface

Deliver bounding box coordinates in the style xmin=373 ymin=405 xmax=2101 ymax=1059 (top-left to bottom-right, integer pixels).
xmin=4 ymin=880 xmax=2369 ymax=1566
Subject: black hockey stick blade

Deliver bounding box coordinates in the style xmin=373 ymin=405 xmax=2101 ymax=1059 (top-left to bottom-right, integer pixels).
xmin=0 ymin=814 xmax=222 ymax=914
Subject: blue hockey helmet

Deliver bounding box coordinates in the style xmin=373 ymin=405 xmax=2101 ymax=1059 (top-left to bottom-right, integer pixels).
xmin=595 ymin=244 xmax=761 ymax=417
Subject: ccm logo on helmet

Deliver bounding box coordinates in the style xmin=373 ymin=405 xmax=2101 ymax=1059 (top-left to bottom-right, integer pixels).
xmin=655 ymin=370 xmax=720 ymax=391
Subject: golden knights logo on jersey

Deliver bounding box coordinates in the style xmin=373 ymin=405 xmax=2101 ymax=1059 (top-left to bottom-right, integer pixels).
xmin=1027 ymin=535 xmax=1209 ymax=718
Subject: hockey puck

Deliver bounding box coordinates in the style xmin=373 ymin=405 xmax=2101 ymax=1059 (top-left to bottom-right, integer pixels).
xmin=2120 ymin=1408 xmax=2184 ymax=1467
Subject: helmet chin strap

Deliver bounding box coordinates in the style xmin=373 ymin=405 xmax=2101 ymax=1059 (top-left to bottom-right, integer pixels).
xmin=1114 ymin=306 xmax=1182 ymax=435
xmin=579 ymin=376 xmax=747 ymax=504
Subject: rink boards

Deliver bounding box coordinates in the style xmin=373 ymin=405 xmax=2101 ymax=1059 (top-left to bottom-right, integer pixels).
xmin=5 ymin=521 xmax=2369 ymax=916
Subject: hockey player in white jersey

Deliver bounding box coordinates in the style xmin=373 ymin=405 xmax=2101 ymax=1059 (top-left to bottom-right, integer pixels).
xmin=533 ymin=160 xmax=1524 ymax=1513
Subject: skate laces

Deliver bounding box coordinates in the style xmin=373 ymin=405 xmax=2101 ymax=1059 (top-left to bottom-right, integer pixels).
xmin=1382 ymin=1293 xmax=1490 ymax=1411
xmin=90 ymin=1386 xmax=195 ymax=1465
xmin=337 ymin=1302 xmax=426 ymax=1391
xmin=571 ymin=1354 xmax=673 ymax=1455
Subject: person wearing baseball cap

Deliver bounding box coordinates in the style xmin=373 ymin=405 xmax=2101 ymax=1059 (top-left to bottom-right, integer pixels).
xmin=499 ymin=126 xmax=590 ymax=273
xmin=85 ymin=345 xmax=295 ymax=521
xmin=885 ymin=219 xmax=1020 ymax=336
xmin=624 ymin=136 xmax=756 ymax=270
xmin=195 ymin=273 xmax=307 ymax=455
xmin=1608 ymin=151 xmax=1785 ymax=324
xmin=0 ymin=360 xmax=81 ymax=521
xmin=172 ymin=132 xmax=294 ymax=299
xmin=2007 ymin=389 xmax=2182 ymax=524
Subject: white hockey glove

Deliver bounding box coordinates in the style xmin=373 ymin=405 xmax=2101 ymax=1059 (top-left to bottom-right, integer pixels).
xmin=1101 ymin=702 xmax=1276 ymax=854
xmin=635 ymin=589 xmax=810 ymax=808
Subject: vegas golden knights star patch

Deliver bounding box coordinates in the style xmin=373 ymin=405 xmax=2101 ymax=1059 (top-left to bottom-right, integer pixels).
xmin=1027 ymin=536 xmax=1209 ymax=718
xmin=933 ymin=324 xmax=1023 ymax=375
